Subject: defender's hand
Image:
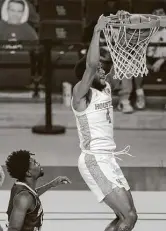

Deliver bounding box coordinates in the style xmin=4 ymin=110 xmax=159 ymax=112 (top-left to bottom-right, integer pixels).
xmin=51 ymin=176 xmax=72 ymax=187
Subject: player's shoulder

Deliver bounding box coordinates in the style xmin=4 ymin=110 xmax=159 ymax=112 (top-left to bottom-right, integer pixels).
xmin=14 ymin=190 xmax=34 ymax=207
xmin=73 ymin=81 xmax=93 ymax=94
xmin=73 ymin=81 xmax=91 ymax=95
xmin=72 ymin=81 xmax=92 ymax=106
xmin=73 ymin=81 xmax=81 ymax=94
xmin=104 ymin=81 xmax=112 ymax=94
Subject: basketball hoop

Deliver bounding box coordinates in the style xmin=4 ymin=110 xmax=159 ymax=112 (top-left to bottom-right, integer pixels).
xmin=103 ymin=11 xmax=166 ymax=79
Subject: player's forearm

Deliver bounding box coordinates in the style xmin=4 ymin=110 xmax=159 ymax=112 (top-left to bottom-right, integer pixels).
xmin=86 ymin=27 xmax=101 ymax=68
xmin=36 ymin=181 xmax=53 ymax=196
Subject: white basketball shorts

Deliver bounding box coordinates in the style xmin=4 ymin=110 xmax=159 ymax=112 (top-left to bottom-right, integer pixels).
xmin=78 ymin=152 xmax=130 ymax=203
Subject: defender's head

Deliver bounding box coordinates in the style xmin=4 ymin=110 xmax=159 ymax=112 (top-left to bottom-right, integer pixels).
xmin=7 ymin=0 xmax=25 ymax=24
xmin=6 ymin=150 xmax=44 ymax=182
xmin=104 ymin=0 xmax=119 ymax=8
xmin=74 ymin=56 xmax=106 ymax=91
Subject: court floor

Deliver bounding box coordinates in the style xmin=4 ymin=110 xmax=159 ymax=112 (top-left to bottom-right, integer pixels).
xmin=1 ymin=191 xmax=166 ymax=231
xmin=0 ymin=104 xmax=166 ymax=231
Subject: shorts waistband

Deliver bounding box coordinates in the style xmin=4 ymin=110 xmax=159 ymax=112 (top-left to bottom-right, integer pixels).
xmin=81 ymin=146 xmax=135 ymax=161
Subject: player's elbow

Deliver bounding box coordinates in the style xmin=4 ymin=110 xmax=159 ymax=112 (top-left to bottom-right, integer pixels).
xmin=74 ymin=55 xmax=97 ymax=83
xmin=8 ymin=225 xmax=22 ymax=231
xmin=86 ymin=51 xmax=99 ymax=69
xmin=74 ymin=55 xmax=87 ymax=81
xmin=86 ymin=59 xmax=98 ymax=70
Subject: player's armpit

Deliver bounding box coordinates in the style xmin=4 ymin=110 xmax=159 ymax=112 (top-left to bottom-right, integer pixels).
xmin=7 ymin=192 xmax=33 ymax=231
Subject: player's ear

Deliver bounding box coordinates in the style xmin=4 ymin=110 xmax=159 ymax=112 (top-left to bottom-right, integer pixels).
xmin=26 ymin=170 xmax=32 ymax=178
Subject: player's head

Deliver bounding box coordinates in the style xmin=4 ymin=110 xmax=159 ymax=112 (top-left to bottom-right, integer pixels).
xmin=104 ymin=0 xmax=119 ymax=8
xmin=92 ymin=62 xmax=107 ymax=91
xmin=7 ymin=0 xmax=25 ymax=24
xmin=6 ymin=150 xmax=44 ymax=182
xmin=152 ymin=8 xmax=166 ymax=16
xmin=104 ymin=0 xmax=119 ymax=15
xmin=75 ymin=57 xmax=106 ymax=91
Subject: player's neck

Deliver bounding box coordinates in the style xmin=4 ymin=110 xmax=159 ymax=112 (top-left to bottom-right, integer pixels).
xmin=23 ymin=178 xmax=37 ymax=191
xmin=92 ymin=84 xmax=106 ymax=91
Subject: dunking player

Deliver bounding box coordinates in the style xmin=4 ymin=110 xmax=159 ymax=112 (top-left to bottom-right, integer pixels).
xmin=5 ymin=150 xmax=71 ymax=231
xmin=71 ymin=15 xmax=137 ymax=231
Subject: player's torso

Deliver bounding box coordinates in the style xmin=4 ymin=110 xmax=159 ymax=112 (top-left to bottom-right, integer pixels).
xmin=72 ymin=82 xmax=116 ymax=154
xmin=7 ymin=182 xmax=43 ymax=231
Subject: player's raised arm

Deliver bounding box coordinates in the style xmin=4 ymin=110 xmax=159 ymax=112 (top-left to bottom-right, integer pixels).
xmin=73 ymin=16 xmax=108 ymax=100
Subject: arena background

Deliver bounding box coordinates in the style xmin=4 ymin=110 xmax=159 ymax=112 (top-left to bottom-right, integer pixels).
xmin=0 ymin=0 xmax=166 ymax=231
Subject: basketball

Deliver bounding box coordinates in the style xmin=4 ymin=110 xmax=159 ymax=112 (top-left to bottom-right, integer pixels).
xmin=125 ymin=14 xmax=151 ymax=44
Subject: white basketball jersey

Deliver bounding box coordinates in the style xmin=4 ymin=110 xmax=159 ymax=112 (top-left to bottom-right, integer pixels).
xmin=71 ymin=82 xmax=116 ymax=155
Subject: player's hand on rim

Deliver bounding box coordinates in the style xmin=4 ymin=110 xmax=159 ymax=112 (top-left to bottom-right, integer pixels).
xmin=95 ymin=15 xmax=109 ymax=32
xmin=116 ymin=10 xmax=130 ymax=21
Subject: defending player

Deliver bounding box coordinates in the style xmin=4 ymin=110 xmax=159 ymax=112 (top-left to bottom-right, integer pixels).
xmin=5 ymin=150 xmax=71 ymax=231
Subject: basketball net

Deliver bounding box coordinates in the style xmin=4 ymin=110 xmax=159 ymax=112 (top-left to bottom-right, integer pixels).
xmin=103 ymin=12 xmax=161 ymax=79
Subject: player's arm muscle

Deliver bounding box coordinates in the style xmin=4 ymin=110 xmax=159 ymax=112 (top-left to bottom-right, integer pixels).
xmin=73 ymin=15 xmax=110 ymax=101
xmin=8 ymin=192 xmax=33 ymax=231
xmin=73 ymin=27 xmax=101 ymax=100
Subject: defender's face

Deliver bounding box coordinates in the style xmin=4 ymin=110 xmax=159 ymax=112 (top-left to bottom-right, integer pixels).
xmin=7 ymin=2 xmax=24 ymax=24
xmin=29 ymin=158 xmax=44 ymax=179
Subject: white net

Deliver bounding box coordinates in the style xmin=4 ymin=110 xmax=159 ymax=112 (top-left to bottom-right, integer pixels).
xmin=103 ymin=13 xmax=160 ymax=79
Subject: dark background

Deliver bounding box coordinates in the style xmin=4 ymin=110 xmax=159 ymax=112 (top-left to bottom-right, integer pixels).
xmin=0 ymin=0 xmax=166 ymax=96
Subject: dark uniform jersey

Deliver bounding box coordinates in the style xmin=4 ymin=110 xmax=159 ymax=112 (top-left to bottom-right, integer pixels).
xmin=7 ymin=182 xmax=43 ymax=231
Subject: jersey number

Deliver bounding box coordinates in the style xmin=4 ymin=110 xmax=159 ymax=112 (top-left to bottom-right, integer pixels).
xmin=106 ymin=109 xmax=111 ymax=123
